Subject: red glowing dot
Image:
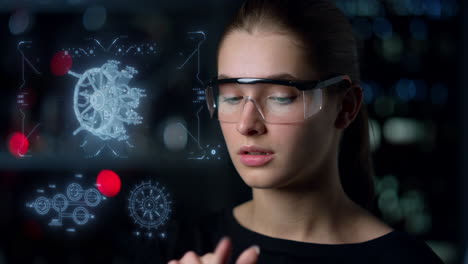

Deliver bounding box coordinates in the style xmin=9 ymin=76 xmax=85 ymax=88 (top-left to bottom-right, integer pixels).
xmin=50 ymin=50 xmax=73 ymax=76
xmin=8 ymin=132 xmax=29 ymax=158
xmin=96 ymin=170 xmax=121 ymax=197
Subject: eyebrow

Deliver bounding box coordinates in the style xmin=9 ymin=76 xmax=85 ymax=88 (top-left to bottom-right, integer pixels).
xmin=218 ymin=73 xmax=301 ymax=80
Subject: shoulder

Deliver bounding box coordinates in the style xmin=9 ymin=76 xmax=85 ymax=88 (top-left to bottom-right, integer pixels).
xmin=370 ymin=231 xmax=444 ymax=264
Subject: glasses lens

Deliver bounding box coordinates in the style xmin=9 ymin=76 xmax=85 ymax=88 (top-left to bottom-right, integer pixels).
xmin=210 ymin=82 xmax=324 ymax=123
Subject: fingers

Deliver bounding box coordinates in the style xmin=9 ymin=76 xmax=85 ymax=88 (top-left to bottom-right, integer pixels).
xmin=235 ymin=245 xmax=260 ymax=264
xmin=168 ymin=251 xmax=202 ymax=264
xmin=213 ymin=237 xmax=232 ymax=264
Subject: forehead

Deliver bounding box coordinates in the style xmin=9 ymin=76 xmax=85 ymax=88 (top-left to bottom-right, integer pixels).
xmin=218 ymin=31 xmax=315 ymax=79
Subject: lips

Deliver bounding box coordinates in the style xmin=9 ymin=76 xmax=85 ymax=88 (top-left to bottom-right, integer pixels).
xmin=238 ymin=145 xmax=275 ymax=167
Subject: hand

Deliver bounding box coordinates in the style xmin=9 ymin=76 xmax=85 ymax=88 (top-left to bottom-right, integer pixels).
xmin=168 ymin=237 xmax=260 ymax=264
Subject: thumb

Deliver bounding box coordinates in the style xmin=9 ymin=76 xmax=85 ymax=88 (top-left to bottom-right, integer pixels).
xmin=235 ymin=245 xmax=260 ymax=264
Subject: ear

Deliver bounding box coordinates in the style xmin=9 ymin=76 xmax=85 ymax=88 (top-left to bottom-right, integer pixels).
xmin=334 ymin=84 xmax=363 ymax=130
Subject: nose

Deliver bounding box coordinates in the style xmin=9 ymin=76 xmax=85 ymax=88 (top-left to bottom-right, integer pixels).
xmin=236 ymin=99 xmax=267 ymax=136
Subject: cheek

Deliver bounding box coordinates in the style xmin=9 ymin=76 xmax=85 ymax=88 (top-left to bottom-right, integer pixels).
xmin=273 ymin=119 xmax=335 ymax=164
xmin=219 ymin=123 xmax=238 ymax=152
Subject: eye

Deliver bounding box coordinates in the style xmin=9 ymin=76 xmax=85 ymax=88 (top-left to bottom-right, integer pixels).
xmin=222 ymin=96 xmax=243 ymax=104
xmin=268 ymin=96 xmax=297 ymax=104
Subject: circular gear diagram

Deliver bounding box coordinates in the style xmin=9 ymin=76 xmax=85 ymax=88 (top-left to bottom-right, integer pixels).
xmin=70 ymin=60 xmax=146 ymax=141
xmin=34 ymin=197 xmax=51 ymax=215
xmin=128 ymin=181 xmax=171 ymax=231
xmin=84 ymin=189 xmax=102 ymax=207
xmin=67 ymin=183 xmax=83 ymax=201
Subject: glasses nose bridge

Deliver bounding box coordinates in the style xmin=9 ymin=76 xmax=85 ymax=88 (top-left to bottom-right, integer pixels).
xmin=241 ymin=96 xmax=266 ymax=121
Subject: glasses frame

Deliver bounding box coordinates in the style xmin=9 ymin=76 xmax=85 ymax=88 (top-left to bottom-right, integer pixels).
xmin=204 ymin=73 xmax=352 ymax=122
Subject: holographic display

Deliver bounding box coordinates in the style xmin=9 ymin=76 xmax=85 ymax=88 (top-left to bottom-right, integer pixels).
xmin=69 ymin=60 xmax=146 ymax=141
xmin=177 ymin=31 xmax=224 ymax=160
xmin=128 ymin=181 xmax=171 ymax=238
xmin=11 ymin=41 xmax=42 ymax=158
xmin=55 ymin=36 xmax=156 ymax=158
xmin=26 ymin=178 xmax=105 ymax=232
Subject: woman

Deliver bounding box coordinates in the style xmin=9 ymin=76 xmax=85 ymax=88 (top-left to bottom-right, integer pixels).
xmin=167 ymin=0 xmax=444 ymax=263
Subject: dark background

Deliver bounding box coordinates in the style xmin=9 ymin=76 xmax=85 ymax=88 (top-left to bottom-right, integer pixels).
xmin=0 ymin=0 xmax=464 ymax=263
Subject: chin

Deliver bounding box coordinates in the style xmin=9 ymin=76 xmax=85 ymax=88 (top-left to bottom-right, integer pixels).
xmin=237 ymin=167 xmax=291 ymax=189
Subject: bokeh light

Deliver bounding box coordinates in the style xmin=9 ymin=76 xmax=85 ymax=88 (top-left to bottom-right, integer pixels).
xmin=383 ymin=118 xmax=425 ymax=145
xmin=373 ymin=17 xmax=393 ymax=40
xmin=50 ymin=51 xmax=73 ymax=76
xmin=96 ymin=170 xmax=122 ymax=198
xmin=8 ymin=132 xmax=29 ymax=158
xmin=9 ymin=9 xmax=31 ymax=35
xmin=368 ymin=119 xmax=381 ymax=152
xmin=163 ymin=117 xmax=188 ymax=152
xmin=381 ymin=34 xmax=403 ymax=63
xmin=83 ymin=5 xmax=107 ymax=31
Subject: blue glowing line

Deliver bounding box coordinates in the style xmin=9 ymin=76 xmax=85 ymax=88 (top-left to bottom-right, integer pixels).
xmin=177 ymin=31 xmax=206 ymax=87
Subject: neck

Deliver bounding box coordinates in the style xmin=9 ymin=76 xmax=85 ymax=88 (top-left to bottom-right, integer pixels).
xmin=239 ymin=157 xmax=358 ymax=244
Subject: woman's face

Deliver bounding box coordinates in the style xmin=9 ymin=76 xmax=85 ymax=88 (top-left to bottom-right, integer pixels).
xmin=218 ymin=30 xmax=341 ymax=190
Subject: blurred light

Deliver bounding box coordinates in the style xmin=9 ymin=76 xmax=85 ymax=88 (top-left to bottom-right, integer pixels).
xmin=426 ymin=241 xmax=457 ymax=264
xmin=395 ymin=79 xmax=427 ymax=102
xmin=368 ymin=119 xmax=381 ymax=152
xmin=378 ymin=189 xmax=402 ymax=223
xmin=376 ymin=174 xmax=403 ymax=224
xmin=9 ymin=9 xmax=31 ymax=35
xmin=376 ymin=174 xmax=399 ymax=193
xmin=383 ymin=117 xmax=425 ymax=144
xmin=392 ymin=0 xmax=409 ymax=16
xmin=441 ymin=0 xmax=458 ymax=17
xmin=430 ymin=83 xmax=448 ymax=105
xmin=352 ymin=18 xmax=372 ymax=40
xmin=357 ymin=0 xmax=381 ymax=17
xmin=96 ymin=170 xmax=121 ymax=198
xmin=83 ymin=5 xmax=107 ymax=31
xmin=50 ymin=51 xmax=73 ymax=76
xmin=382 ymin=35 xmax=403 ymax=63
xmin=163 ymin=117 xmax=188 ymax=152
xmin=400 ymin=190 xmax=425 ymax=216
xmin=373 ymin=17 xmax=393 ymax=40
xmin=343 ymin=0 xmax=358 ymax=17
xmin=405 ymin=0 xmax=425 ymax=16
xmin=362 ymin=82 xmax=373 ymax=104
xmin=374 ymin=96 xmax=395 ymax=117
xmin=362 ymin=81 xmax=383 ymax=104
xmin=406 ymin=212 xmax=431 ymax=234
xmin=409 ymin=18 xmax=428 ymax=40
xmin=395 ymin=79 xmax=416 ymax=102
xmin=8 ymin=132 xmax=29 ymax=158
xmin=424 ymin=0 xmax=442 ymax=19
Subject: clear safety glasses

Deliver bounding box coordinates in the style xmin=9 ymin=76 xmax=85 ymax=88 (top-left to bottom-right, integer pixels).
xmin=205 ymin=73 xmax=352 ymax=124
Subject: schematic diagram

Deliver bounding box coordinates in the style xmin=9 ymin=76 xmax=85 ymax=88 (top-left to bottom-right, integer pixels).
xmin=54 ymin=36 xmax=155 ymax=158
xmin=26 ymin=176 xmax=105 ymax=233
xmin=10 ymin=41 xmax=42 ymax=158
xmin=128 ymin=181 xmax=172 ymax=238
xmin=69 ymin=60 xmax=146 ymax=141
xmin=176 ymin=31 xmax=224 ymax=160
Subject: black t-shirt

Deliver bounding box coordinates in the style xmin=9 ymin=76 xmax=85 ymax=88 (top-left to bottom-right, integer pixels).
xmin=138 ymin=207 xmax=444 ymax=264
